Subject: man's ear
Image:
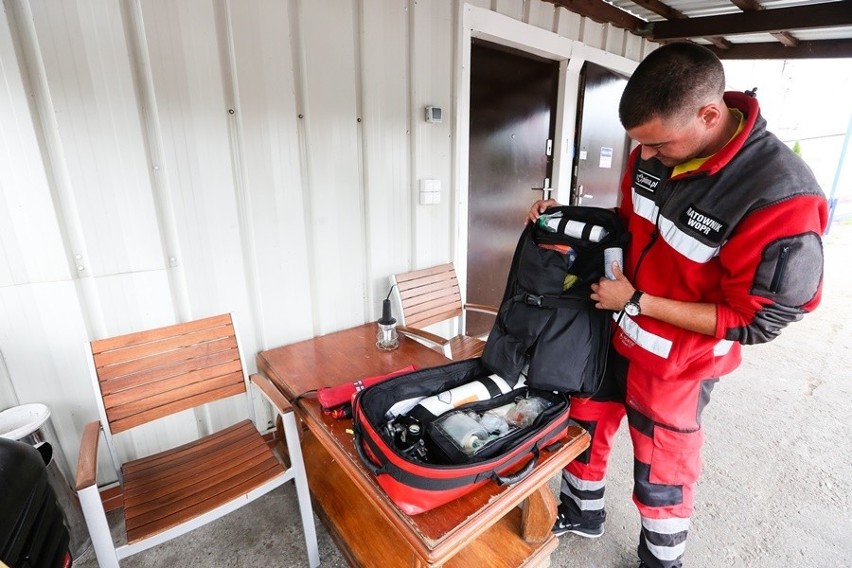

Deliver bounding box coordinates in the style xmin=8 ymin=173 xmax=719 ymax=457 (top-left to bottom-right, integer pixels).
xmin=698 ymin=103 xmax=724 ymax=130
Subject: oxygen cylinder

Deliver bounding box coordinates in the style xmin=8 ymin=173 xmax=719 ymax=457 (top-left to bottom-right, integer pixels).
xmin=408 ymin=373 xmax=525 ymax=423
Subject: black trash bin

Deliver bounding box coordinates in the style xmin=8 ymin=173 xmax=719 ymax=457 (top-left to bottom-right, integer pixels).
xmin=0 ymin=404 xmax=90 ymax=559
xmin=0 ymin=437 xmax=72 ymax=567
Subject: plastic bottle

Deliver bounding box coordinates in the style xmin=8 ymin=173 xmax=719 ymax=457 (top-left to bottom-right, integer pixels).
xmin=505 ymin=396 xmax=552 ymax=428
xmin=436 ymin=413 xmax=490 ymax=455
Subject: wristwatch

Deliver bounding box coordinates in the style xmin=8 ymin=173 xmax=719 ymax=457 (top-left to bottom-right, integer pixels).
xmin=624 ymin=290 xmax=644 ymax=317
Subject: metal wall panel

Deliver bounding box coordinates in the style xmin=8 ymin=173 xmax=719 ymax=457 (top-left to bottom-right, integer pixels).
xmin=296 ymin=0 xmax=368 ymax=335
xmin=526 ymin=1 xmax=557 ymax=32
xmin=30 ymin=0 xmax=164 ymax=280
xmin=411 ymin=0 xmax=454 ymax=269
xmin=138 ymin=0 xmax=253 ymax=328
xmin=227 ymin=0 xmax=314 ymax=348
xmin=359 ymin=0 xmax=412 ymax=313
xmin=0 ymin=5 xmax=69 ymax=288
xmin=0 ymin=281 xmax=100 ymax=476
xmin=0 ymin=0 xmax=649 ymax=477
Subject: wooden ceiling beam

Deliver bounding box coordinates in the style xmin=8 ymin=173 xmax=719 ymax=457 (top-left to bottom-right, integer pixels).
xmin=631 ymin=0 xmax=730 ymax=49
xmin=728 ymin=0 xmax=800 ymax=47
xmin=546 ymin=0 xmax=644 ymax=30
xmin=707 ymin=38 xmax=852 ymax=59
xmin=645 ymin=2 xmax=852 ymax=40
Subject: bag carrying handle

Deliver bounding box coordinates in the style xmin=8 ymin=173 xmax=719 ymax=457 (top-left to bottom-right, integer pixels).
xmin=491 ymin=444 xmax=540 ymax=486
xmin=353 ymin=429 xmax=384 ymax=476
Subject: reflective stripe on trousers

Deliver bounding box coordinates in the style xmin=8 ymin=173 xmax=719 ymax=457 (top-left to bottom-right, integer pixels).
xmin=559 ymin=352 xmax=717 ymax=568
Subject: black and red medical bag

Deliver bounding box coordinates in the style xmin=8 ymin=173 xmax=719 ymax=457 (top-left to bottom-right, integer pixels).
xmin=352 ymin=358 xmax=571 ymax=515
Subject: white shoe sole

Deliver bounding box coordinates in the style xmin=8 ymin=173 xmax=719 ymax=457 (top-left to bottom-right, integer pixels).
xmin=553 ymin=526 xmax=605 ymax=539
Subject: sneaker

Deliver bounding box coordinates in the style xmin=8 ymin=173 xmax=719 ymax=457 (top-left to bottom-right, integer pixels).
xmin=551 ymin=514 xmax=604 ymax=538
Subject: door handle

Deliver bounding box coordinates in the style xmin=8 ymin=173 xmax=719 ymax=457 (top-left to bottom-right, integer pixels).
xmin=531 ymin=177 xmax=552 ymax=200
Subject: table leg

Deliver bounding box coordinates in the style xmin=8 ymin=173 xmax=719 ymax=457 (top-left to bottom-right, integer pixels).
xmin=520 ymin=485 xmax=558 ymax=543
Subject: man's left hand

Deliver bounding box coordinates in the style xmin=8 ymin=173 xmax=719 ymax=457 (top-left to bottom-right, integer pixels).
xmin=591 ymin=262 xmax=634 ymax=311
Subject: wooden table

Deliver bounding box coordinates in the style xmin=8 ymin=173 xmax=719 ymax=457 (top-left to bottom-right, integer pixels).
xmin=257 ymin=324 xmax=590 ymax=567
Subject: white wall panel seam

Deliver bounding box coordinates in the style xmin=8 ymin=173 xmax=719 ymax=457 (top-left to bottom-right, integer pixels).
xmin=407 ymin=0 xmax=418 ymax=270
xmin=215 ymin=0 xmax=265 ymax=351
xmin=4 ymin=0 xmax=106 ymax=339
xmin=353 ymin=0 xmax=371 ymax=321
xmin=121 ymin=0 xmax=190 ymax=323
xmin=290 ymin=0 xmax=320 ymax=337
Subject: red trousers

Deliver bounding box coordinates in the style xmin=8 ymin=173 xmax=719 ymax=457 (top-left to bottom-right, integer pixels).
xmin=559 ymin=351 xmax=717 ymax=568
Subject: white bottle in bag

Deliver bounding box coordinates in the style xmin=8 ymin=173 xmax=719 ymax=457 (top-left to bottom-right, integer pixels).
xmin=538 ymin=213 xmax=609 ymax=242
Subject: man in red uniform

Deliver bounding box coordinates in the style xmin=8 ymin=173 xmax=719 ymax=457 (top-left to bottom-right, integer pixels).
xmin=528 ymin=43 xmax=826 ymax=568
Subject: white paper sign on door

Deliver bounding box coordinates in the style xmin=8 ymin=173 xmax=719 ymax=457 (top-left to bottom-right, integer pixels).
xmin=599 ymin=146 xmax=613 ymax=168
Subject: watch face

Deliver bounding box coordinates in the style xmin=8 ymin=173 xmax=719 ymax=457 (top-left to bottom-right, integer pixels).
xmin=624 ymin=302 xmax=640 ymax=316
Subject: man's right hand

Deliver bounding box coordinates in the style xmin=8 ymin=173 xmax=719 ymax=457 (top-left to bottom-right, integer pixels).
xmin=527 ymin=199 xmax=559 ymax=225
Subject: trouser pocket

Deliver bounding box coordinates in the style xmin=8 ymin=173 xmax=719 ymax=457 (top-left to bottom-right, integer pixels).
xmin=649 ymin=426 xmax=703 ymax=486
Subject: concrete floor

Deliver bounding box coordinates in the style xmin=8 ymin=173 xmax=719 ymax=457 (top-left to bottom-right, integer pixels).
xmin=72 ymin=219 xmax=852 ymax=568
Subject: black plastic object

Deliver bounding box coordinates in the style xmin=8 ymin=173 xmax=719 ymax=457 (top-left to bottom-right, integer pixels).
xmin=0 ymin=437 xmax=71 ymax=568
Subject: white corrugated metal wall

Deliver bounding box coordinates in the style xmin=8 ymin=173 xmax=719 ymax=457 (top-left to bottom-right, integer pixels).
xmin=0 ymin=0 xmax=648 ymax=483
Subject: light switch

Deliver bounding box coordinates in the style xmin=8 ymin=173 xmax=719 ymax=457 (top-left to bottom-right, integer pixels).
xmin=419 ymin=179 xmax=441 ymax=205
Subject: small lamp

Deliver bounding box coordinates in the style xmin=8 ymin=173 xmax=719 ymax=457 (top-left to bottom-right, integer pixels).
xmin=376 ymin=286 xmax=400 ymax=351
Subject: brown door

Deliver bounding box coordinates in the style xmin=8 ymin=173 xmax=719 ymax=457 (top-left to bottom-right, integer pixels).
xmin=466 ymin=40 xmax=559 ymax=336
xmin=572 ymin=62 xmax=629 ymax=207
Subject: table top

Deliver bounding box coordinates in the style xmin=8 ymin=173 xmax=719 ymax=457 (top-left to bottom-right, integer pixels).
xmin=256 ymin=323 xmax=589 ymax=563
xmin=258 ymin=323 xmax=450 ymax=399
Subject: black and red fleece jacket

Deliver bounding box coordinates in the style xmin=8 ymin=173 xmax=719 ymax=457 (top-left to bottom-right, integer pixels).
xmin=614 ymin=91 xmax=828 ymax=381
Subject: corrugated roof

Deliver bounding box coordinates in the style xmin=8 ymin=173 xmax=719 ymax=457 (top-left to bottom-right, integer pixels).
xmin=545 ymin=0 xmax=852 ymax=59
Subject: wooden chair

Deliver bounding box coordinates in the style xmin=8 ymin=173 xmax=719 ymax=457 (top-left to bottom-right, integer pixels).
xmin=75 ymin=314 xmax=319 ymax=567
xmin=391 ymin=263 xmax=498 ymax=360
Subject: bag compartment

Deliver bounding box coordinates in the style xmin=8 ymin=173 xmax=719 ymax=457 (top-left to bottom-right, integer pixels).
xmin=425 ymin=388 xmax=566 ymax=464
xmin=353 ymin=358 xmax=571 ymax=515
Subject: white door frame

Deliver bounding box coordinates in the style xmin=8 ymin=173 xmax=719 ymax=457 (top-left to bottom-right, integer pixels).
xmin=452 ymin=3 xmax=637 ymax=293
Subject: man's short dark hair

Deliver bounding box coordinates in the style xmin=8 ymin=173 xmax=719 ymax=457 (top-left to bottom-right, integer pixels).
xmin=619 ymin=42 xmax=725 ymax=130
